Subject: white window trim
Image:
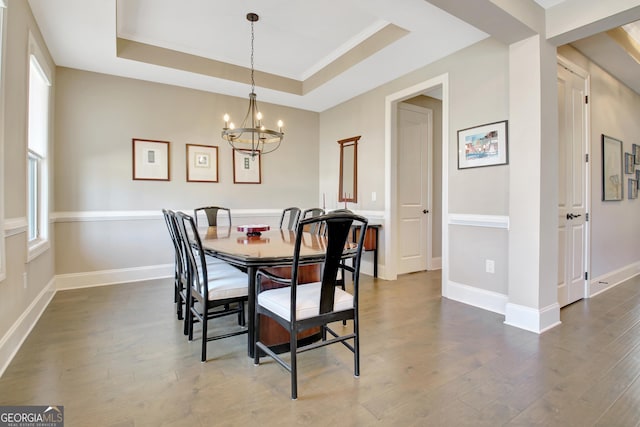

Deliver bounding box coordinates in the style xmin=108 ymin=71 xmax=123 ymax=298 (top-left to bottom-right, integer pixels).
xmin=0 ymin=1 xmax=7 ymax=281
xmin=26 ymin=31 xmax=51 ymax=262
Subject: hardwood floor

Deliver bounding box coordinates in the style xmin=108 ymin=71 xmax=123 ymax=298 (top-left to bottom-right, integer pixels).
xmin=1 ymin=271 xmax=640 ymax=426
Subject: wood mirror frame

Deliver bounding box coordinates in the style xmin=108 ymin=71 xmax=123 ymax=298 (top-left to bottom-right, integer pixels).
xmin=338 ymin=136 xmax=360 ymax=203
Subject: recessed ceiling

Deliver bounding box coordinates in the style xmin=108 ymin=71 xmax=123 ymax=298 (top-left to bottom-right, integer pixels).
xmin=27 ymin=0 xmax=488 ymax=112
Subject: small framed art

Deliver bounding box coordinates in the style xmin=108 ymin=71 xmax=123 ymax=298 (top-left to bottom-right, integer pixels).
xmin=629 ymin=179 xmax=638 ymax=199
xmin=132 ymin=138 xmax=170 ymax=181
xmin=186 ymin=144 xmax=218 ymax=182
xmin=457 ymin=120 xmax=508 ymax=169
xmin=233 ymin=149 xmax=261 ymax=184
xmin=625 ymin=152 xmax=635 ymax=174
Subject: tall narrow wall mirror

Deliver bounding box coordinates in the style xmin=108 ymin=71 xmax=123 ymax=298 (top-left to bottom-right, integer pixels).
xmin=338 ymin=136 xmax=360 ymax=203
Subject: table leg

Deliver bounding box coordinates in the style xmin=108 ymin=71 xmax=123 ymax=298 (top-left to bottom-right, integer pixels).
xmin=374 ymin=227 xmax=379 ymax=278
xmin=247 ymin=265 xmax=257 ymax=358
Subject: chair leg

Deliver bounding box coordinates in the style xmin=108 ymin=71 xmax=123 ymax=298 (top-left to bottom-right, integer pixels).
xmin=290 ymin=329 xmax=298 ymax=400
xmin=253 ymin=312 xmax=261 ymax=365
xmin=238 ymin=301 xmax=245 ymax=326
xmin=354 ymin=314 xmax=360 ymax=378
xmin=201 ymin=301 xmax=208 ymax=362
xmin=187 ymin=293 xmax=194 ymax=341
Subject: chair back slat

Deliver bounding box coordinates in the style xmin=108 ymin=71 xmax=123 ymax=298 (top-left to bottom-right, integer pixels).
xmin=279 ymin=207 xmax=301 ymax=231
xmin=175 ymin=212 xmax=208 ymax=298
xmin=194 ymin=206 xmax=232 ymax=227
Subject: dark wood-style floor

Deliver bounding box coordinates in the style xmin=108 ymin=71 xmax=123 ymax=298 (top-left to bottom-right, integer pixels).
xmin=1 ymin=271 xmax=640 ymax=426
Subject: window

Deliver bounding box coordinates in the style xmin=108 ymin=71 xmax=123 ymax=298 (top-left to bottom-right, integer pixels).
xmin=27 ymin=34 xmax=51 ymax=260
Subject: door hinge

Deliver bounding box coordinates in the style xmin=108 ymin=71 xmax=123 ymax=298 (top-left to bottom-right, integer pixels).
xmin=585 ymin=153 xmax=589 ymax=162
xmin=586 ymin=213 xmax=589 ymax=221
xmin=585 ymin=95 xmax=589 ymax=104
xmin=585 ymin=272 xmax=588 ymax=280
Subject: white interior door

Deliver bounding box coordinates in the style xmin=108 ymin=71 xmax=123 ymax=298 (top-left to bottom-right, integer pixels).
xmin=557 ymin=61 xmax=589 ymax=307
xmin=397 ymin=102 xmax=432 ymax=274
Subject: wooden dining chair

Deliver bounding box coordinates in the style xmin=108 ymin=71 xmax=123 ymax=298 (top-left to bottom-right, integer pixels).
xmin=253 ymin=211 xmax=368 ymax=399
xmin=300 ymin=208 xmax=325 ymax=234
xmin=175 ymin=211 xmax=249 ymax=362
xmin=194 ymin=206 xmax=232 ymax=227
xmin=162 ymin=209 xmax=183 ymax=316
xmin=279 ymin=207 xmax=301 ymax=231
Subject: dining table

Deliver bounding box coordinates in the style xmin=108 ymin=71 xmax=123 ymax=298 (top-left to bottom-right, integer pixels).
xmin=199 ymin=226 xmax=354 ymax=357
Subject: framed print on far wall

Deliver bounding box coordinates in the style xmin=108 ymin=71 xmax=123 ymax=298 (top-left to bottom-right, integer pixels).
xmin=233 ymin=149 xmax=261 ymax=184
xmin=457 ymin=120 xmax=508 ymax=169
xmin=634 ymin=143 xmax=640 ymax=164
xmin=625 ymin=152 xmax=636 ymax=174
xmin=629 ymin=179 xmax=638 ymax=199
xmin=602 ymin=134 xmax=623 ymax=201
xmin=132 ymin=138 xmax=170 ymax=181
xmin=186 ymin=144 xmax=218 ymax=182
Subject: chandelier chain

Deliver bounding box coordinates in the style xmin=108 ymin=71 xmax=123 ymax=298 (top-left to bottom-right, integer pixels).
xmin=250 ymin=20 xmax=255 ymax=94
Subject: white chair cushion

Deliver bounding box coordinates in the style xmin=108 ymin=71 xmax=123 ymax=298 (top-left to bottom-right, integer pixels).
xmin=207 ymin=275 xmax=248 ymax=301
xmin=193 ymin=262 xmax=248 ymax=300
xmin=257 ymin=282 xmax=353 ymax=321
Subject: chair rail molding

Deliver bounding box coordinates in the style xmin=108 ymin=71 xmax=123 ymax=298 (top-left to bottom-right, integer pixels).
xmin=448 ymin=213 xmax=509 ymax=229
xmin=4 ymin=217 xmax=28 ymax=237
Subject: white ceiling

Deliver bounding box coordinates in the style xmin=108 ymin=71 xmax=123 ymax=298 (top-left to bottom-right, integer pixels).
xmin=30 ymin=0 xmax=640 ymax=113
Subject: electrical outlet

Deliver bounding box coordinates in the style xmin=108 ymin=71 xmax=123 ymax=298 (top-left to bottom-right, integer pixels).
xmin=485 ymin=259 xmax=495 ymax=274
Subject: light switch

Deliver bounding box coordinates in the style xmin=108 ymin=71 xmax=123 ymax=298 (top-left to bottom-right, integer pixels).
xmin=371 ymin=192 xmax=377 ymax=202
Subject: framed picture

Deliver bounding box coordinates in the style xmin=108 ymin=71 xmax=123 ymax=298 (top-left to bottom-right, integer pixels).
xmin=629 ymin=179 xmax=638 ymax=199
xmin=132 ymin=138 xmax=170 ymax=181
xmin=186 ymin=144 xmax=218 ymax=182
xmin=625 ymin=153 xmax=635 ymax=174
xmin=233 ymin=149 xmax=261 ymax=184
xmin=457 ymin=120 xmax=508 ymax=169
xmin=602 ymin=134 xmax=623 ymax=201
xmin=634 ymin=144 xmax=640 ymax=164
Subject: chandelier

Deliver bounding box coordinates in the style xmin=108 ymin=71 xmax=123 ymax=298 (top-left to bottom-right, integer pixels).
xmin=221 ymin=13 xmax=284 ymax=158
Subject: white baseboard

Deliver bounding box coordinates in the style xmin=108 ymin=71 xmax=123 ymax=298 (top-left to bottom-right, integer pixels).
xmin=589 ymin=262 xmax=640 ymax=297
xmin=446 ymin=280 xmax=508 ymax=315
xmin=0 ymin=278 xmax=56 ymax=378
xmin=504 ymin=302 xmax=561 ymax=334
xmin=429 ymin=257 xmax=442 ymax=270
xmin=56 ymin=264 xmax=173 ymax=290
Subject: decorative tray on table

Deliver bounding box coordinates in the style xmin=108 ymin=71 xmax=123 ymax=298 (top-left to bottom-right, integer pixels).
xmin=237 ymin=224 xmax=270 ymax=236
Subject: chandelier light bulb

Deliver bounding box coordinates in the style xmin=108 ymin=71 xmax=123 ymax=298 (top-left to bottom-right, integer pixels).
xmin=256 ymin=112 xmax=262 ymax=121
xmin=229 ymin=122 xmax=235 ymax=130
xmin=277 ymin=120 xmax=283 ymax=130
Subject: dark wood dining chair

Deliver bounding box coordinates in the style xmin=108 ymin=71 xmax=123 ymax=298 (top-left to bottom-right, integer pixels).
xmin=253 ymin=211 xmax=368 ymax=399
xmin=194 ymin=206 xmax=232 ymax=227
xmin=162 ymin=209 xmax=184 ymax=318
xmin=300 ymin=208 xmax=325 ymax=234
xmin=175 ymin=211 xmax=249 ymax=362
xmin=279 ymin=207 xmax=301 ymax=231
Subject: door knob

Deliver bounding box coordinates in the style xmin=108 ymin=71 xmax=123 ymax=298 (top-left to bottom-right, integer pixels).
xmin=566 ymin=213 xmax=574 ymax=220
xmin=423 ymin=209 xmax=428 ymax=214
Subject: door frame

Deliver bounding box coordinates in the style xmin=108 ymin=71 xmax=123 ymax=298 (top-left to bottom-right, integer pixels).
xmin=397 ymin=102 xmax=434 ymax=273
xmin=384 ymin=73 xmax=448 ymax=289
xmin=557 ymin=55 xmax=591 ymax=302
